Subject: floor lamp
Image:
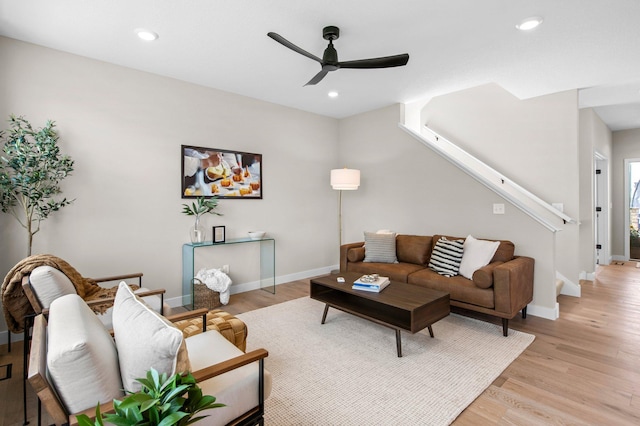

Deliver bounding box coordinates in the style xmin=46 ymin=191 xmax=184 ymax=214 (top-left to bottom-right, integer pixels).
xmin=331 ymin=168 xmax=361 ymax=246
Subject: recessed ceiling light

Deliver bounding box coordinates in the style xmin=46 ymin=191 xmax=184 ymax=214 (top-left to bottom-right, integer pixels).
xmin=516 ymin=17 xmax=543 ymax=31
xmin=328 ymin=91 xmax=339 ymax=98
xmin=136 ymin=29 xmax=159 ymax=41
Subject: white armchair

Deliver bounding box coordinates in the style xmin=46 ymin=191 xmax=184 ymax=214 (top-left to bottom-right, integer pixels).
xmin=28 ymin=283 xmax=270 ymax=426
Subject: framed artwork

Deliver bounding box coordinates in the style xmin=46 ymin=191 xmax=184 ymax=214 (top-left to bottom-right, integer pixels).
xmin=213 ymin=226 xmax=226 ymax=243
xmin=182 ymin=145 xmax=262 ymax=199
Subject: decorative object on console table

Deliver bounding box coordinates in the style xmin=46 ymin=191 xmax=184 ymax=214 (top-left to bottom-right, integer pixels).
xmin=213 ymin=225 xmax=225 ymax=243
xmin=248 ymin=230 xmax=266 ymax=240
xmin=330 ymin=168 xmax=360 ymax=246
xmin=181 ymin=196 xmax=222 ymax=243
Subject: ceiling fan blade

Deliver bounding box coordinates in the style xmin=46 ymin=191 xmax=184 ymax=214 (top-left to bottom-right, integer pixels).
xmin=304 ymin=69 xmax=329 ymax=86
xmin=267 ymin=32 xmax=322 ymax=64
xmin=339 ymin=53 xmax=409 ymax=69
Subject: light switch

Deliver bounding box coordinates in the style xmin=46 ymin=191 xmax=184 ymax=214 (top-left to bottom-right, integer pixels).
xmin=493 ymin=203 xmax=505 ymax=214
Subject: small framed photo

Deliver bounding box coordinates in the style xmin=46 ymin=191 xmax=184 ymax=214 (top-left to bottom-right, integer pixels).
xmin=213 ymin=226 xmax=226 ymax=243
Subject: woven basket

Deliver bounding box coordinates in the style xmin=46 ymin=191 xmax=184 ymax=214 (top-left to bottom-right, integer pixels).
xmin=192 ymin=278 xmax=221 ymax=310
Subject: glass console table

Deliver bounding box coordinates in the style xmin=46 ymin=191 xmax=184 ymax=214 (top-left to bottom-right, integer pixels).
xmin=182 ymin=237 xmax=275 ymax=308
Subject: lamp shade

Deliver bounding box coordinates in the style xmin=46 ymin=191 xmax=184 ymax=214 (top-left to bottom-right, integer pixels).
xmin=331 ymin=168 xmax=360 ymax=190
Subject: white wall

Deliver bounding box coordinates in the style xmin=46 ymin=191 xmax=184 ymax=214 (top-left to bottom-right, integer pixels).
xmin=612 ymin=128 xmax=640 ymax=257
xmin=418 ymin=84 xmax=580 ymax=292
xmin=0 ymin=36 xmax=339 ymax=333
xmin=338 ymin=103 xmax=557 ymax=317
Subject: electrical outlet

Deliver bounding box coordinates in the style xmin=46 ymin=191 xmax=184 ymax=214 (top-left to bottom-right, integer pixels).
xmin=221 ymin=264 xmax=229 ymax=274
xmin=493 ymin=203 xmax=505 ymax=214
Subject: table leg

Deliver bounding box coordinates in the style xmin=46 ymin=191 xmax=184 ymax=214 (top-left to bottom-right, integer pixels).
xmin=396 ymin=330 xmax=402 ymax=357
xmin=428 ymin=325 xmax=434 ymax=338
xmin=321 ymin=304 xmax=329 ymax=324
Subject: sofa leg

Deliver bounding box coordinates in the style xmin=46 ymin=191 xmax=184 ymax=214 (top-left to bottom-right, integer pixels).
xmin=502 ymin=318 xmax=509 ymax=337
xmin=522 ymin=306 xmax=527 ymax=319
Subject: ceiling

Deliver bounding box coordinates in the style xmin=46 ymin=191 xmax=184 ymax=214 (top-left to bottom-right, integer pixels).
xmin=1 ymin=0 xmax=640 ymax=130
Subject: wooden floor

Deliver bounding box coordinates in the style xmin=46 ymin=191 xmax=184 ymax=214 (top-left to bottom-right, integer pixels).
xmin=1 ymin=263 xmax=640 ymax=425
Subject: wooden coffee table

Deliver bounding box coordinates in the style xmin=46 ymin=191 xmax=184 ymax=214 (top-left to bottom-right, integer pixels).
xmin=310 ymin=272 xmax=450 ymax=357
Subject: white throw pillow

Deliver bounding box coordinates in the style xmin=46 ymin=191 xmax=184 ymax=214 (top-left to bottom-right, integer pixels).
xmin=47 ymin=294 xmax=123 ymax=413
xmin=113 ymin=282 xmax=190 ymax=392
xmin=29 ymin=266 xmax=77 ymax=309
xmin=459 ymin=235 xmax=500 ymax=280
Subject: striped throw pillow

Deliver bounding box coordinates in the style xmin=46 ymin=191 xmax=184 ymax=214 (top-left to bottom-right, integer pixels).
xmin=428 ymin=237 xmax=464 ymax=277
xmin=363 ymin=231 xmax=398 ymax=263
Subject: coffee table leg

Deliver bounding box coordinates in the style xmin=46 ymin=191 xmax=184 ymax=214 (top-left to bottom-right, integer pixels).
xmin=321 ymin=304 xmax=329 ymax=324
xmin=396 ymin=330 xmax=402 ymax=357
xmin=428 ymin=325 xmax=434 ymax=338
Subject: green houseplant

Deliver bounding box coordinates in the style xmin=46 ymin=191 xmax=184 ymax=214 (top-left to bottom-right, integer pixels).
xmin=76 ymin=368 xmax=224 ymax=426
xmin=181 ymin=196 xmax=222 ymax=243
xmin=0 ymin=115 xmax=74 ymax=256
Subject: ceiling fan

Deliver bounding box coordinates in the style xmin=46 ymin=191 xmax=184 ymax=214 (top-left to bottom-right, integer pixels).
xmin=267 ymin=25 xmax=410 ymax=86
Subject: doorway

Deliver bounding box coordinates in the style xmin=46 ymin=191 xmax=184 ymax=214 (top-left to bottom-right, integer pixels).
xmin=595 ymin=154 xmax=609 ymax=266
xmin=625 ymin=159 xmax=640 ymax=260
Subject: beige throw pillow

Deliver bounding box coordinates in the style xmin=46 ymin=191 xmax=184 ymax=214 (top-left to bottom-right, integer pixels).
xmin=113 ymin=282 xmax=190 ymax=392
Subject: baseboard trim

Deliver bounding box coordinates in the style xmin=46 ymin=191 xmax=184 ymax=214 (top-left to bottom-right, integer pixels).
xmin=527 ymin=302 xmax=559 ymax=320
xmin=0 ymin=331 xmax=21 ymax=345
xmin=166 ymin=264 xmax=338 ymax=308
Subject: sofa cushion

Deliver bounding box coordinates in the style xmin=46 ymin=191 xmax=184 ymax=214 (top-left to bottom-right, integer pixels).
xmin=47 ymin=294 xmax=123 ymax=414
xmin=472 ymin=261 xmax=504 ymax=289
xmin=396 ymin=235 xmax=433 ymax=265
xmin=428 ymin=237 xmax=464 ymax=277
xmin=363 ymin=231 xmax=398 ymax=263
xmin=408 ymin=269 xmax=495 ymax=309
xmin=347 ymin=260 xmax=425 ymax=283
xmin=113 ymin=282 xmax=190 ymax=392
xmin=347 ymin=247 xmax=366 ymax=262
xmin=459 ymin=235 xmax=500 ymax=279
xmin=29 ymin=266 xmax=77 ymax=309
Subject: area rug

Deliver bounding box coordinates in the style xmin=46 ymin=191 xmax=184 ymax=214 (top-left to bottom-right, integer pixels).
xmin=236 ymin=297 xmax=535 ymax=425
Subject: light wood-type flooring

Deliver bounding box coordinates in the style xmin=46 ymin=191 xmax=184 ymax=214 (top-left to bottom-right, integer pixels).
xmin=1 ymin=262 xmax=640 ymax=425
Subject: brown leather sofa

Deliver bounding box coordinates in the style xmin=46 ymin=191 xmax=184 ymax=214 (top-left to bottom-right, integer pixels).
xmin=340 ymin=234 xmax=534 ymax=336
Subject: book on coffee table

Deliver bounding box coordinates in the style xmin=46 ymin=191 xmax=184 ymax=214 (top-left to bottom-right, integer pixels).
xmin=352 ymin=276 xmax=390 ymax=292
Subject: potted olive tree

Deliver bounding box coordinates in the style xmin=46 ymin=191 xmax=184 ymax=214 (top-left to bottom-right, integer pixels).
xmin=0 ymin=115 xmax=74 ymax=256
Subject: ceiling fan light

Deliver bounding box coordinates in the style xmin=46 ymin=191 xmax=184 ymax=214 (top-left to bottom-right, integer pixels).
xmin=328 ymin=91 xmax=339 ymax=98
xmin=516 ymin=17 xmax=543 ymax=31
xmin=136 ymin=29 xmax=159 ymax=41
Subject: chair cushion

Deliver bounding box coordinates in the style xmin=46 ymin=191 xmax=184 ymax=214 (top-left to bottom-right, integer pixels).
xmin=47 ymin=294 xmax=123 ymax=413
xmin=29 ymin=266 xmax=77 ymax=309
xmin=113 ymin=282 xmax=190 ymax=392
xmin=186 ymin=331 xmax=272 ymax=425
